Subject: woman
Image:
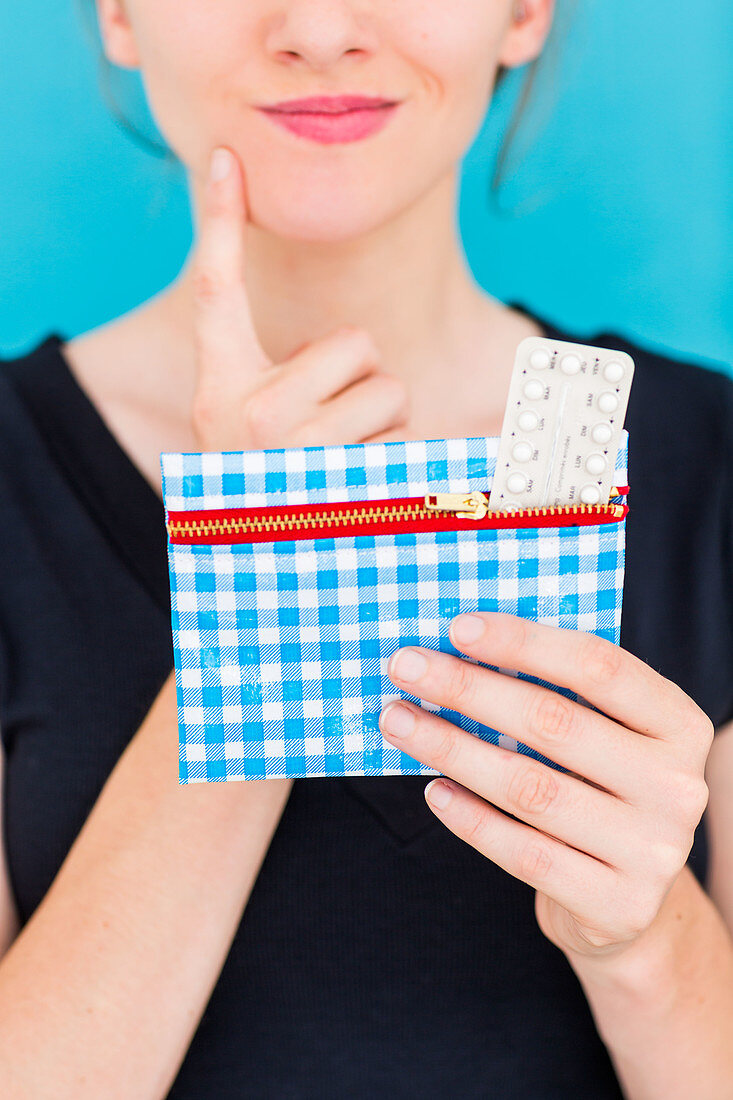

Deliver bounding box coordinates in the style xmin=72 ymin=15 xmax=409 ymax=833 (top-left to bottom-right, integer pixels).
xmin=1 ymin=0 xmax=732 ymax=1096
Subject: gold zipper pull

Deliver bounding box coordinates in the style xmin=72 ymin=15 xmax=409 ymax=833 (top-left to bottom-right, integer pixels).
xmin=424 ymin=490 xmax=490 ymax=520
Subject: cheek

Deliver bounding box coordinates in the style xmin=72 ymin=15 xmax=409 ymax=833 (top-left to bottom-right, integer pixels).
xmin=131 ymin=0 xmax=252 ymax=164
xmin=399 ymin=0 xmax=508 ymax=134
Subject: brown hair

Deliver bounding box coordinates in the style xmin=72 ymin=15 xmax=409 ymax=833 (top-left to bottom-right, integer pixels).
xmin=491 ymin=63 xmax=540 ymax=195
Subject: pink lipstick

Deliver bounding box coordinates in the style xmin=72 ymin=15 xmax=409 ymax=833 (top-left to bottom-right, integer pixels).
xmin=256 ymin=94 xmax=400 ymax=145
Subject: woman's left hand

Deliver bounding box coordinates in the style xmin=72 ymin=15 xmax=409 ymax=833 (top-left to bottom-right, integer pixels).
xmin=378 ymin=611 xmax=714 ymax=962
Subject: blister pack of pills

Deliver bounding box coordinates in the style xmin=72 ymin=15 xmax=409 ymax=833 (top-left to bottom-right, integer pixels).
xmin=491 ymin=337 xmax=634 ymax=511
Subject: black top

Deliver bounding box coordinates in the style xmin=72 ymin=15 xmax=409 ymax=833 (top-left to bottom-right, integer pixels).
xmin=1 ymin=312 xmax=733 ymax=1099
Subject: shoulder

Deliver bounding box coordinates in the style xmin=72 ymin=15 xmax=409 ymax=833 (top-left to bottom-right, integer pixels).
xmin=0 ymin=332 xmax=63 ymax=369
xmin=0 ymin=334 xmax=72 ymax=495
xmin=585 ymin=330 xmax=733 ymax=534
xmin=553 ymin=328 xmax=733 ymax=504
xmin=0 ymin=335 xmax=56 ymax=438
xmin=589 ymin=329 xmax=733 ymax=442
xmin=0 ymin=332 xmax=66 ymax=402
xmin=519 ymin=306 xmax=733 ymax=464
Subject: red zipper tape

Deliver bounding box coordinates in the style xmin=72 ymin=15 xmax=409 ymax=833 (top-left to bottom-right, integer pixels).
xmin=166 ymin=486 xmax=629 ymax=545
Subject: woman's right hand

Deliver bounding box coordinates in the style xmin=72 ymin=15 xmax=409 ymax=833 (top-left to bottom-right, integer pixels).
xmin=190 ymin=145 xmax=409 ymax=453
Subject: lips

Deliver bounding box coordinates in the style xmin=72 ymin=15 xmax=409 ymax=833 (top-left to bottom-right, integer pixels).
xmin=255 ymin=94 xmax=401 ymax=144
xmin=260 ymin=94 xmax=397 ymax=114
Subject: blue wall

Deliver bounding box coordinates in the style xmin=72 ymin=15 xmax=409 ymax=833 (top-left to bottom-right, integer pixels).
xmin=2 ymin=1 xmax=731 ymax=375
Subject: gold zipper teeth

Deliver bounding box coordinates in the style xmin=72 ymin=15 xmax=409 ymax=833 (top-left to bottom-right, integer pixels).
xmin=167 ymin=499 xmax=625 ymax=538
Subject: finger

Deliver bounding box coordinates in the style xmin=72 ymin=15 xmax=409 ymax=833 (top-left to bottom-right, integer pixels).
xmin=363 ymin=425 xmax=412 ymax=444
xmin=379 ymin=698 xmax=632 ymax=865
xmin=385 ymin=644 xmax=645 ymax=796
xmin=422 ymin=775 xmax=617 ymax=915
xmin=446 ymin=612 xmax=702 ymax=742
xmin=276 ymin=326 xmax=384 ymax=409
xmin=192 ymin=146 xmax=271 ymax=399
xmin=238 ymin=355 xmax=399 ymax=449
xmin=289 ymin=372 xmax=408 ymax=447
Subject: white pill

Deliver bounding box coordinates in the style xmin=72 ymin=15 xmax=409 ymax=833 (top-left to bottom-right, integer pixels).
xmin=517 ymin=410 xmax=539 ymax=431
xmin=585 ymin=453 xmax=606 ymax=475
xmin=529 ymin=348 xmax=551 ymax=371
xmin=603 ymin=359 xmax=624 ymax=383
xmin=579 ymin=484 xmax=601 ymax=504
xmin=506 ymin=472 xmax=528 ymax=494
xmin=597 ymin=391 xmax=619 ymax=413
xmin=511 ymin=441 xmax=533 ymax=462
xmin=591 ymin=421 xmax=613 ymax=444
xmin=560 ymin=354 xmax=582 ymax=375
xmin=523 ymin=379 xmax=544 ymax=400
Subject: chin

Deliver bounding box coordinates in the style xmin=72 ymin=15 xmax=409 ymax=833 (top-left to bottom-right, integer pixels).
xmin=255 ymin=196 xmax=396 ymax=245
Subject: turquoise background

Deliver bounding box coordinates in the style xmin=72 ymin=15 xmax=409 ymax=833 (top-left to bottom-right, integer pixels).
xmin=1 ymin=1 xmax=731 ymax=374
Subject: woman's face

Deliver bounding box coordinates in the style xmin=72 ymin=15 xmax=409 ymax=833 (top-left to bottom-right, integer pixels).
xmin=97 ymin=0 xmax=553 ymax=242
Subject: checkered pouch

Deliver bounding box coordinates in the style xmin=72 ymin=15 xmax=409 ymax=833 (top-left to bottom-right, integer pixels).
xmin=160 ymin=431 xmax=628 ymax=784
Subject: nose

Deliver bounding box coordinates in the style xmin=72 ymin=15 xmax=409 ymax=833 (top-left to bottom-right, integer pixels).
xmin=265 ymin=0 xmax=379 ymax=71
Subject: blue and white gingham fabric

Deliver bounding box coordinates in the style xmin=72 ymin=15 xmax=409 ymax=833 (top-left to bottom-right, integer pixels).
xmin=161 ymin=431 xmax=628 ymax=783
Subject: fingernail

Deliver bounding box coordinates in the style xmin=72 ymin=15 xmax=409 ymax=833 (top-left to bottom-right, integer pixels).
xmin=451 ymin=614 xmax=485 ymax=644
xmin=389 ymin=647 xmax=428 ymax=683
xmin=379 ymin=702 xmax=415 ymax=740
xmin=426 ymin=779 xmax=455 ymax=809
xmin=210 ymin=147 xmax=232 ymax=182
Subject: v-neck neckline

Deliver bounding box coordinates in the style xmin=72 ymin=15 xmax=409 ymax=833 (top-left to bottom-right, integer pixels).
xmin=22 ymin=306 xmax=561 ymax=622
